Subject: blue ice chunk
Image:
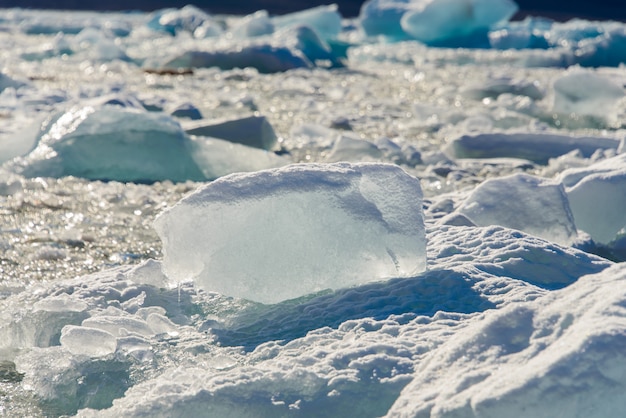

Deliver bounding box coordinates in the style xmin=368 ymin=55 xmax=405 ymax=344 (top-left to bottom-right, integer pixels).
xmin=360 ymin=0 xmax=518 ymax=44
xmin=272 ymin=4 xmax=342 ymax=40
xmin=146 ymin=5 xmax=211 ymax=35
xmin=281 ymin=25 xmax=345 ymax=68
xmin=9 ymin=106 xmax=205 ymax=183
xmin=359 ymin=0 xmax=415 ymax=40
xmin=155 ymin=162 xmax=426 ymax=304
xmin=400 ymin=0 xmax=518 ymax=45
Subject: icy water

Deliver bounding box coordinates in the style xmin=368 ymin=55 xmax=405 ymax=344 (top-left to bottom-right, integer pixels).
xmin=1 ymin=3 xmax=626 ymax=417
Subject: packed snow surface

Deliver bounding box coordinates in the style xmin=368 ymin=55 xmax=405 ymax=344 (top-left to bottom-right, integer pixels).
xmin=1 ymin=1 xmax=626 ymax=417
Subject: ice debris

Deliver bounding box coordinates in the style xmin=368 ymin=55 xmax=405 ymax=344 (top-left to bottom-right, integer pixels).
xmin=183 ymin=115 xmax=278 ymax=150
xmin=447 ymin=132 xmax=620 ymax=164
xmin=154 ymin=162 xmax=426 ymax=304
xmin=456 ymin=173 xmax=577 ymax=246
xmin=559 ymin=154 xmax=626 ymax=246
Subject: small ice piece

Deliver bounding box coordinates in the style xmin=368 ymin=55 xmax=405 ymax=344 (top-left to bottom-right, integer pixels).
xmin=231 ymin=10 xmax=274 ymax=38
xmin=400 ymin=0 xmax=518 ymax=44
xmin=552 ymin=70 xmax=625 ymax=123
xmin=146 ymin=313 xmax=178 ymax=335
xmin=279 ymin=25 xmax=343 ymax=68
xmin=457 ymin=173 xmax=577 ymax=245
xmin=560 ymin=156 xmax=626 ymax=245
xmin=272 ymin=4 xmax=342 ymax=40
xmin=193 ymin=19 xmax=223 ymax=38
xmin=188 ymin=136 xmax=289 ymax=181
xmin=33 ymin=293 xmax=88 ymax=313
xmin=183 ymin=115 xmax=278 ymax=150
xmin=0 ymin=72 xmax=27 ymax=93
xmin=60 ymin=325 xmax=117 ymax=357
xmin=461 ymin=77 xmax=544 ymax=100
xmin=326 ymin=135 xmax=383 ymax=162
xmin=359 ymin=0 xmax=418 ymax=40
xmin=154 ymin=162 xmax=426 ymax=304
xmin=446 ymin=132 xmax=620 ymax=164
xmin=158 ymin=45 xmax=311 ymax=73
xmin=0 ymin=169 xmax=24 ymax=196
xmin=170 ymin=102 xmax=203 ymax=120
xmin=147 ymin=5 xmax=211 ymax=35
xmin=9 ymin=106 xmax=205 ymax=182
xmin=128 ymin=259 xmax=170 ymax=288
xmin=82 ymin=315 xmax=153 ymax=337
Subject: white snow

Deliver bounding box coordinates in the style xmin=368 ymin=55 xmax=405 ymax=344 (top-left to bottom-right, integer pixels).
xmin=2 ymin=4 xmax=626 ymax=417
xmin=386 ymin=262 xmax=626 ymax=418
xmin=154 ymin=162 xmax=426 ymax=304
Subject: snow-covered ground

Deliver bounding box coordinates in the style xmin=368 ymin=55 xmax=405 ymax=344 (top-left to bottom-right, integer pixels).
xmin=0 ymin=1 xmax=625 ymax=416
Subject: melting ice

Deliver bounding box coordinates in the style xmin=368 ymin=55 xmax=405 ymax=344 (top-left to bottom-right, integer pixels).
xmin=0 ymin=1 xmax=626 ymax=417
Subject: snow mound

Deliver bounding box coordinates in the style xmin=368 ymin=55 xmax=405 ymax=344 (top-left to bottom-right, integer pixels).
xmin=428 ymin=225 xmax=609 ymax=289
xmin=386 ymin=262 xmax=626 ymax=418
xmin=456 ymin=173 xmax=577 ymax=245
xmin=154 ymin=162 xmax=426 ymax=304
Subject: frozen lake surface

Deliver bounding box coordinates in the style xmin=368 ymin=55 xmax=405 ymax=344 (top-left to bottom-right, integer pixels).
xmin=1 ymin=1 xmax=626 ymax=416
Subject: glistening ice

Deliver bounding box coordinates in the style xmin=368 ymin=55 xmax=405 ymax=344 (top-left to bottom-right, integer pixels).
xmin=0 ymin=1 xmax=626 ymax=417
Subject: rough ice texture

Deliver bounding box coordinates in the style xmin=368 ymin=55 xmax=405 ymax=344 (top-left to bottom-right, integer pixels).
xmin=457 ymin=173 xmax=577 ymax=245
xmin=447 ymin=132 xmax=620 ymax=164
xmin=60 ymin=325 xmax=117 ymax=357
xmin=25 ymin=225 xmax=602 ymax=417
xmin=561 ymin=156 xmax=626 ymax=245
xmin=154 ymin=162 xmax=426 ymax=304
xmin=0 ymin=221 xmax=609 ymax=417
xmin=386 ymin=262 xmax=626 ymax=418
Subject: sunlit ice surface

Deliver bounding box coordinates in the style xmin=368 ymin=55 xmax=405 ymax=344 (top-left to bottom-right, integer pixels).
xmin=0 ymin=2 xmax=626 ymax=416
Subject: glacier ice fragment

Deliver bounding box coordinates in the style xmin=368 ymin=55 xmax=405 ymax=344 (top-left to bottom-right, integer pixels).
xmin=154 ymin=162 xmax=426 ymax=304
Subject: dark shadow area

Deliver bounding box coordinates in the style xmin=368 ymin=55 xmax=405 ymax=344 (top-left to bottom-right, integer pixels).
xmin=209 ymin=268 xmax=495 ymax=350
